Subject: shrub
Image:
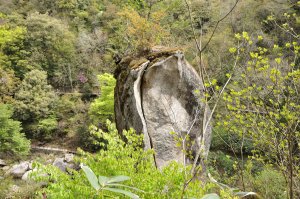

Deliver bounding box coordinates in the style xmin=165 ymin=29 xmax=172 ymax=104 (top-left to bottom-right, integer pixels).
xmin=208 ymin=151 xmax=235 ymax=176
xmin=55 ymin=94 xmax=89 ymax=138
xmin=0 ymin=103 xmax=30 ymax=156
xmin=88 ymin=73 xmax=116 ymax=125
xmin=253 ymin=167 xmax=286 ymax=199
xmin=211 ymin=126 xmax=254 ymax=155
xmin=34 ymin=121 xmax=233 ymax=198
xmin=0 ymin=177 xmax=40 ymax=199
xmin=36 ymin=117 xmax=58 ymax=140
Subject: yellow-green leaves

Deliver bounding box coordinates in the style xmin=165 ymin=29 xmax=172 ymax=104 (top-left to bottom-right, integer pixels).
xmin=223 ymin=33 xmax=300 ymax=195
xmin=242 ymin=31 xmax=250 ymax=41
xmin=235 ymin=33 xmax=241 ymax=40
xmin=211 ymin=79 xmax=217 ymax=86
xmin=267 ymin=15 xmax=275 ymax=21
xmin=275 ymin=58 xmax=281 ymax=64
xmin=250 ymin=52 xmax=258 ymax=59
xmin=229 ymin=47 xmax=237 ymax=54
xmin=0 ymin=25 xmax=26 ymax=47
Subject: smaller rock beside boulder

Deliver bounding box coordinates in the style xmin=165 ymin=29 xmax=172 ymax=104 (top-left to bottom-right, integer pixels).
xmin=6 ymin=161 xmax=31 ymax=178
xmin=53 ymin=158 xmax=68 ymax=172
xmin=21 ymin=169 xmax=34 ymax=181
xmin=3 ymin=153 xmax=78 ymax=180
xmin=64 ymin=153 xmax=74 ymax=163
xmin=0 ymin=159 xmax=7 ymax=167
xmin=53 ymin=154 xmax=78 ymax=172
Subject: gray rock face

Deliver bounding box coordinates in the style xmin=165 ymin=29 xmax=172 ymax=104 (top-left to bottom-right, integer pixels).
xmin=114 ymin=50 xmax=212 ymax=168
xmin=53 ymin=158 xmax=68 ymax=172
xmin=6 ymin=161 xmax=30 ymax=178
xmin=53 ymin=155 xmax=77 ymax=172
xmin=64 ymin=153 xmax=74 ymax=163
xmin=22 ymin=169 xmax=34 ymax=181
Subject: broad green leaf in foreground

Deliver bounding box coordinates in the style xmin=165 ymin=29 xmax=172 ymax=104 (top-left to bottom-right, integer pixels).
xmin=103 ymin=187 xmax=140 ymax=199
xmin=108 ymin=183 xmax=144 ymax=192
xmin=201 ymin=193 xmax=220 ymax=199
xmin=98 ymin=175 xmax=109 ymax=186
xmin=107 ymin=175 xmax=130 ymax=183
xmin=80 ymin=163 xmax=100 ymax=191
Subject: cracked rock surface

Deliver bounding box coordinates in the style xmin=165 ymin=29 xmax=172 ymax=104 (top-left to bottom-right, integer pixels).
xmin=114 ymin=49 xmax=212 ymax=168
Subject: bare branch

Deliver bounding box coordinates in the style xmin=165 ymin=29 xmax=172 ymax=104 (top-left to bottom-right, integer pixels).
xmin=192 ymin=47 xmax=240 ymax=172
xmin=200 ymin=0 xmax=241 ymax=53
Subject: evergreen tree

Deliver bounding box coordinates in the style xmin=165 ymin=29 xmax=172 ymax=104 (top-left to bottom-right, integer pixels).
xmin=0 ymin=104 xmax=30 ymax=156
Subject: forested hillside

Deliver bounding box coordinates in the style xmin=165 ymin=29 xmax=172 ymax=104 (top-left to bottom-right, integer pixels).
xmin=0 ymin=0 xmax=300 ymax=198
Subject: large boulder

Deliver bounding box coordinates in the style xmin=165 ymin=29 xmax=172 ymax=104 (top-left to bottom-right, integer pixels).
xmin=114 ymin=48 xmax=212 ymax=168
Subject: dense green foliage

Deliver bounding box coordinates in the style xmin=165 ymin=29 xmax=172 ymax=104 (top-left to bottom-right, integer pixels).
xmin=34 ymin=121 xmax=235 ymax=199
xmin=13 ymin=69 xmax=58 ymax=139
xmin=14 ymin=70 xmax=57 ymax=121
xmin=88 ymin=73 xmax=116 ymax=125
xmin=0 ymin=104 xmax=30 ymax=156
xmin=216 ymin=31 xmax=300 ymax=197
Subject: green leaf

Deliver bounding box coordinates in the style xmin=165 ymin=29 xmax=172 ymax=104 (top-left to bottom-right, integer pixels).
xmin=103 ymin=187 xmax=140 ymax=199
xmin=201 ymin=193 xmax=220 ymax=199
xmin=80 ymin=164 xmax=100 ymax=191
xmin=107 ymin=175 xmax=130 ymax=183
xmin=235 ymin=191 xmax=258 ymax=198
xmin=98 ymin=176 xmax=109 ymax=186
xmin=107 ymin=183 xmax=144 ymax=192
